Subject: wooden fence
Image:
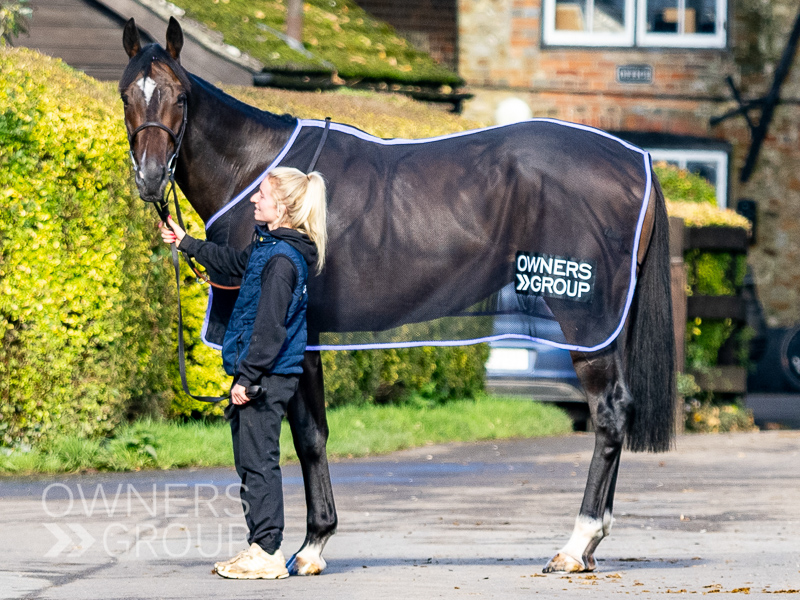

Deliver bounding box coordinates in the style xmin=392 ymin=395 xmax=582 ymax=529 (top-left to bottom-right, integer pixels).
xmin=670 ymin=217 xmax=750 ymax=397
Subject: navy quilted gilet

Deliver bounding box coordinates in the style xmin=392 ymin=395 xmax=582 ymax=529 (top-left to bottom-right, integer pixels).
xmin=221 ymin=230 xmax=309 ymax=377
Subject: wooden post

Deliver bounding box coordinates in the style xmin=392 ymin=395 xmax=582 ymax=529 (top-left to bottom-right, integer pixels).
xmin=287 ymin=0 xmax=303 ymax=45
xmin=669 ymin=216 xmax=687 ymax=433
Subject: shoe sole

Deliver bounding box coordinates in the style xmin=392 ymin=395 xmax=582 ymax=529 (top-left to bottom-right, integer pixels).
xmin=214 ymin=566 xmax=289 ymax=580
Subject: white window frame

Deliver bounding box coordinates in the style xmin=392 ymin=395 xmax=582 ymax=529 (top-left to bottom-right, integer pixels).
xmin=543 ymin=0 xmax=635 ymax=47
xmin=636 ymin=0 xmax=727 ymax=48
xmin=649 ymin=148 xmax=729 ymax=208
xmin=542 ymin=0 xmax=726 ymax=47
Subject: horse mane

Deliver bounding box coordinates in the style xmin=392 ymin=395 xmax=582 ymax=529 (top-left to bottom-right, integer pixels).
xmin=187 ymin=74 xmax=297 ymax=130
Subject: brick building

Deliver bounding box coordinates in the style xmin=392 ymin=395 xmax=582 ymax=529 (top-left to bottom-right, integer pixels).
xmin=451 ymin=0 xmax=800 ymax=333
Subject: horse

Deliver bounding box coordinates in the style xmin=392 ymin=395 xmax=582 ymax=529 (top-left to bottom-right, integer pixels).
xmin=119 ymin=17 xmax=675 ymax=575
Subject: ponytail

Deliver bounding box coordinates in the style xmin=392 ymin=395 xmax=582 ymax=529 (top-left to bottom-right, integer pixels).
xmin=267 ymin=167 xmax=328 ymax=273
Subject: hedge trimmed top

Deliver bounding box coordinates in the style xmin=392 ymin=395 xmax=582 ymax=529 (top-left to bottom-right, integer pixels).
xmin=653 ymin=163 xmax=751 ymax=230
xmin=169 ymin=0 xmax=463 ymax=87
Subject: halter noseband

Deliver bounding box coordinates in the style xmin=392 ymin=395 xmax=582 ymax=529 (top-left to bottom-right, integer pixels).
xmin=126 ymin=106 xmax=189 ymax=219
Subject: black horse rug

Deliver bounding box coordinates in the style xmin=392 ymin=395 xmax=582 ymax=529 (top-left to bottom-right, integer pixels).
xmin=198 ymin=118 xmax=653 ymax=353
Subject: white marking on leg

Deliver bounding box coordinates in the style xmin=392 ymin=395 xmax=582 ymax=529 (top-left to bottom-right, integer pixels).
xmin=136 ymin=76 xmax=157 ymax=105
xmin=602 ymin=509 xmax=614 ymax=536
xmin=558 ymin=514 xmax=605 ymax=567
xmin=288 ymin=542 xmax=326 ymax=576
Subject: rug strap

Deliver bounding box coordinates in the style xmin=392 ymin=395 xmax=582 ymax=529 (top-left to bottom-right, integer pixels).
xmin=307 ymin=117 xmax=331 ymax=172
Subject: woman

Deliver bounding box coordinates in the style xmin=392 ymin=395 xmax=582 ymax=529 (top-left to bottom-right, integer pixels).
xmin=160 ymin=167 xmax=327 ymax=579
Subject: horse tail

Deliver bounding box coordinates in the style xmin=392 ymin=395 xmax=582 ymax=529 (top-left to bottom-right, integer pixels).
xmin=625 ymin=174 xmax=676 ymax=453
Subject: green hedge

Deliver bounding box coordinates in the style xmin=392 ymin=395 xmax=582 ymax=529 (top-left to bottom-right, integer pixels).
xmin=322 ymin=345 xmax=489 ymax=408
xmin=0 ymin=48 xmax=173 ymax=446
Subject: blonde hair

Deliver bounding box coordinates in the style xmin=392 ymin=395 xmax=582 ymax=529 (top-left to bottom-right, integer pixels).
xmin=268 ymin=167 xmax=328 ymax=273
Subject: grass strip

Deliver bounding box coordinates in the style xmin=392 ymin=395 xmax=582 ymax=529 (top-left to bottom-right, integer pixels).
xmin=0 ymin=397 xmax=572 ymax=475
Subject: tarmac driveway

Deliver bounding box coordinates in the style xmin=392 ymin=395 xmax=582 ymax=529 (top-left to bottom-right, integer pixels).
xmin=1 ymin=431 xmax=798 ymax=599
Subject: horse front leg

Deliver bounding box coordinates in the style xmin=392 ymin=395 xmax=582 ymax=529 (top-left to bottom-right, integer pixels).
xmin=285 ymin=350 xmax=338 ymax=575
xmin=544 ymin=349 xmax=630 ymax=573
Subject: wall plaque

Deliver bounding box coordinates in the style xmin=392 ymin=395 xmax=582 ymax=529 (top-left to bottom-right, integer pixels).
xmin=616 ymin=64 xmax=653 ymax=84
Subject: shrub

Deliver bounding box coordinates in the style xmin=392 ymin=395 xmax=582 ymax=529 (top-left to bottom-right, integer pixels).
xmin=164 ymin=207 xmax=230 ymax=420
xmin=684 ymin=399 xmax=757 ymax=433
xmin=0 ymin=48 xmax=173 ymax=446
xmin=322 ymin=345 xmax=489 ymax=408
xmin=658 ymin=164 xmax=755 ymax=432
xmin=654 ymin=161 xmax=718 ymax=205
xmin=0 ymin=0 xmax=30 ymax=46
xmin=0 ymin=49 xmax=489 ymax=433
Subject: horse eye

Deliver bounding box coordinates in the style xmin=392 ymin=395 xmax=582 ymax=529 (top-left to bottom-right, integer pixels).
xmin=176 ymin=94 xmax=187 ymax=106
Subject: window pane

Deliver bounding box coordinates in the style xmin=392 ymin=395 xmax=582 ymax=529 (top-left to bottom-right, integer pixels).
xmin=556 ymin=1 xmax=588 ymax=31
xmin=647 ymin=0 xmax=679 ymax=33
xmin=594 ymin=0 xmax=626 ymax=32
xmin=646 ymin=0 xmax=717 ymax=35
xmin=556 ymin=0 xmax=626 ymax=32
xmin=687 ymin=0 xmax=716 ymax=33
xmin=686 ymin=161 xmax=718 ymax=187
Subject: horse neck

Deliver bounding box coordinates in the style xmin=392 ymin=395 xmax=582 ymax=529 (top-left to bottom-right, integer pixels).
xmin=175 ymin=78 xmax=297 ymax=223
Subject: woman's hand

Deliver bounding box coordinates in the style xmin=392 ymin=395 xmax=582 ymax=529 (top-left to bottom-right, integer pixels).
xmin=230 ymin=383 xmax=250 ymax=405
xmin=158 ymin=216 xmax=186 ymax=245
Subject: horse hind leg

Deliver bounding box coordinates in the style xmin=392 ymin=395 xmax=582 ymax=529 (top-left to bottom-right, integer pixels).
xmin=285 ymin=351 xmax=338 ymax=576
xmin=544 ymin=348 xmax=630 ymax=573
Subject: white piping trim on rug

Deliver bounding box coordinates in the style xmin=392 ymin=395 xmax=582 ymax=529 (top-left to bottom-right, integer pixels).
xmin=205 ymin=121 xmax=304 ymax=230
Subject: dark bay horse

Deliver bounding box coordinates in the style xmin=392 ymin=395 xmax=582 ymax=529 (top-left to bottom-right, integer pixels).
xmin=119 ymin=17 xmax=675 ymax=575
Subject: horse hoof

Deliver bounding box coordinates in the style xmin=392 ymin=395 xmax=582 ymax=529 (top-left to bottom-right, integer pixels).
xmin=543 ymin=552 xmax=591 ymax=573
xmin=287 ymin=547 xmax=327 ymax=576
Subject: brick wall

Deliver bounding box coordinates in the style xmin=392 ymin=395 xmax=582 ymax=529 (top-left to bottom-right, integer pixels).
xmin=353 ymin=0 xmax=459 ymax=69
xmin=458 ymin=0 xmax=800 ymax=327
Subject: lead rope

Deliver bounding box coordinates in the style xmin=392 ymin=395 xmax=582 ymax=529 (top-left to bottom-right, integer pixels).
xmin=130 ymin=104 xmax=233 ymax=402
xmin=163 ymin=176 xmax=229 ymax=403
xmin=169 ymin=241 xmax=229 ymax=403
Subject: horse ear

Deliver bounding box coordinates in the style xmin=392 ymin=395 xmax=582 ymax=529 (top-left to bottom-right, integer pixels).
xmin=166 ymin=17 xmax=184 ymax=62
xmin=123 ymin=18 xmax=141 ymax=58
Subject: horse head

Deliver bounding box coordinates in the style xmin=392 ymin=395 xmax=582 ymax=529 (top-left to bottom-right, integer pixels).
xmin=120 ymin=17 xmax=191 ymax=204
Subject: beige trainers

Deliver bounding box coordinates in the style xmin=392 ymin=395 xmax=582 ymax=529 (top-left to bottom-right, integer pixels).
xmin=213 ymin=547 xmax=250 ymax=572
xmin=214 ymin=543 xmax=289 ymax=580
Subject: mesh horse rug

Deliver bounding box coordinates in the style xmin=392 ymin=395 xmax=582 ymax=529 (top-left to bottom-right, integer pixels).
xmin=199 ymin=118 xmax=652 ymax=353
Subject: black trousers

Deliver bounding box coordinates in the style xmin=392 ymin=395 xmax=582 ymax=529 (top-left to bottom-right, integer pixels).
xmin=226 ymin=374 xmax=298 ymax=554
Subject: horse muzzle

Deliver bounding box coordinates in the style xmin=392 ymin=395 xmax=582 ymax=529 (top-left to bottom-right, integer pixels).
xmin=134 ymin=160 xmax=169 ymax=203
